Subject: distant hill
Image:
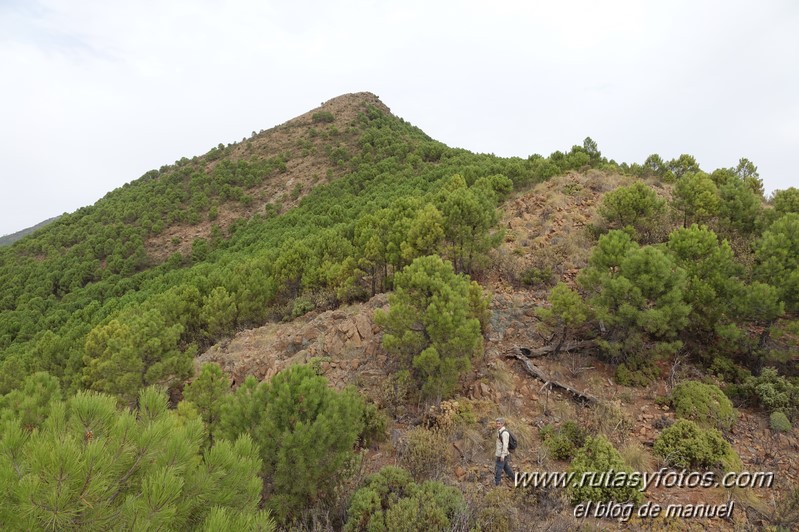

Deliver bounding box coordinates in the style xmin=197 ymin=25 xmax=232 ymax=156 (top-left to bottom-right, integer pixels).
xmin=0 ymin=215 xmax=60 ymax=246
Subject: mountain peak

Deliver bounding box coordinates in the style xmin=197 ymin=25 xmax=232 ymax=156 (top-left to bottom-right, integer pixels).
xmin=283 ymin=91 xmax=391 ymax=128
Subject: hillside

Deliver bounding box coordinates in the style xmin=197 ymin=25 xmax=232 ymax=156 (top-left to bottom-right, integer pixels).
xmin=0 ymin=215 xmax=60 ymax=246
xmin=1 ymin=92 xmax=798 ymax=531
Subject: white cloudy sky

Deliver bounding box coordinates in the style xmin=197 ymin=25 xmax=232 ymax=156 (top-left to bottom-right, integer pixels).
xmin=1 ymin=0 xmax=797 ymax=236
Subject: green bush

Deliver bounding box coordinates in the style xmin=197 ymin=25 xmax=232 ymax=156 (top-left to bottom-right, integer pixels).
xmin=653 ymin=419 xmax=741 ymax=470
xmin=312 ymin=111 xmax=335 ymax=123
xmin=290 ymin=182 xmax=303 ymax=200
xmin=614 ymin=357 xmax=660 ymax=387
xmin=567 ymin=436 xmax=643 ymax=505
xmin=671 ymin=380 xmax=737 ymax=431
xmin=520 ymin=266 xmax=554 ymax=287
xmin=359 ymin=402 xmax=389 ymax=447
xmin=540 ymin=421 xmax=587 ymax=461
xmin=344 ymin=466 xmax=464 ymax=532
xmin=726 ymin=368 xmax=799 ymax=417
xmin=770 ymin=411 xmax=792 ymax=433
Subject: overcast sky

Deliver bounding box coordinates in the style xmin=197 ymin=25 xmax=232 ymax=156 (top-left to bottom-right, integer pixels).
xmin=1 ymin=0 xmax=797 ymax=237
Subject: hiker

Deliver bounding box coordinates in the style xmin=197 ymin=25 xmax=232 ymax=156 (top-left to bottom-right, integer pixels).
xmin=495 ymin=417 xmax=514 ymax=486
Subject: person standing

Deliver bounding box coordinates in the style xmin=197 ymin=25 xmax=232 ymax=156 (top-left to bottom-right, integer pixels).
xmin=495 ymin=417 xmax=513 ymax=486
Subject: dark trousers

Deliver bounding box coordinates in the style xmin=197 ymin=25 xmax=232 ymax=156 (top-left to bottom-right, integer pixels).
xmin=495 ymin=456 xmax=513 ymax=485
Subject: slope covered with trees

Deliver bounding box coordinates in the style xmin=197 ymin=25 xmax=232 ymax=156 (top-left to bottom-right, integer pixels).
xmin=1 ymin=92 xmax=798 ymax=530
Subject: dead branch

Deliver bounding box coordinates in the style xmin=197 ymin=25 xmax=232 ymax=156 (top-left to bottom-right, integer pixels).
xmin=512 ymin=354 xmax=601 ymax=406
xmin=509 ymin=340 xmax=596 ymax=359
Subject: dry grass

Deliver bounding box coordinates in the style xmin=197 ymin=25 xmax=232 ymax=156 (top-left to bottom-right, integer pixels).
xmin=620 ymin=440 xmax=655 ymax=472
xmin=587 ymin=401 xmax=633 ymax=445
xmin=398 ymin=426 xmax=452 ymax=481
xmin=489 ymin=362 xmax=516 ymax=394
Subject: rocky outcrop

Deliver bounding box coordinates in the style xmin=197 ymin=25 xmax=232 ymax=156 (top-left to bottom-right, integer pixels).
xmin=197 ymin=294 xmax=390 ymax=398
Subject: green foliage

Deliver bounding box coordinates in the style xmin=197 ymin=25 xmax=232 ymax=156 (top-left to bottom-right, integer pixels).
xmin=375 ymin=255 xmax=486 ymax=399
xmin=717 ymin=178 xmax=762 ymax=234
xmin=182 ymin=363 xmax=230 ymax=444
xmin=670 ymin=380 xmax=737 ymax=431
xmin=470 ymin=487 xmax=519 ymax=532
xmin=614 ymin=357 xmax=660 ymax=387
xmin=536 ymin=282 xmax=590 ymax=353
xmin=731 ymin=367 xmax=799 ymax=416
xmin=398 ymin=427 xmax=451 ymax=481
xmin=773 ymin=187 xmax=799 ymax=215
xmin=520 ymin=266 xmax=554 ymax=287
xmin=578 ymin=231 xmax=690 ymax=365
xmin=666 ymin=225 xmax=740 ymax=334
xmin=672 ymin=172 xmax=719 ymax=227
xmin=312 ymin=111 xmax=335 ymax=123
xmin=653 ymin=419 xmax=741 ymax=470
xmin=344 ymin=466 xmax=465 ymax=532
xmin=217 ymin=364 xmax=365 ymax=520
xmin=81 ymin=306 xmax=193 ymax=405
xmin=756 ymin=213 xmax=799 ymax=312
xmin=290 ymin=182 xmax=303 ymax=200
xmin=201 ymin=286 xmax=238 ymax=338
xmin=770 ymin=411 xmax=792 ymax=433
xmin=359 ymin=401 xmax=389 ymax=448
xmin=540 ymin=420 xmax=587 ymax=461
xmin=0 ymin=371 xmax=61 ymax=430
xmin=437 ymin=174 xmax=507 ymax=274
xmin=0 ymin=386 xmax=272 ymax=531
xmin=667 ymin=154 xmax=701 ymax=179
xmin=733 ymin=157 xmax=764 ymax=197
xmin=567 ymin=436 xmax=643 ymax=505
xmin=598 ymin=181 xmax=666 ymax=239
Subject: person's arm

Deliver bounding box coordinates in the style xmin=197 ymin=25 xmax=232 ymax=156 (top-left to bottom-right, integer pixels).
xmin=501 ymin=430 xmax=509 ymax=459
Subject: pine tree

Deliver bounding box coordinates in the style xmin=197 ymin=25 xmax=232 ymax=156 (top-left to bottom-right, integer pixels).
xmin=598 ymin=181 xmax=666 ymax=239
xmin=579 ymin=231 xmax=690 ymax=368
xmin=673 ymin=172 xmax=719 ymax=228
xmin=82 ymin=307 xmax=193 ymax=405
xmin=756 ymin=213 xmax=799 ymax=312
xmin=0 ymin=386 xmax=274 ymax=531
xmin=218 ymin=365 xmax=366 ymax=522
xmin=183 ymin=363 xmax=230 ymax=444
xmin=375 ymin=255 xmax=487 ymax=399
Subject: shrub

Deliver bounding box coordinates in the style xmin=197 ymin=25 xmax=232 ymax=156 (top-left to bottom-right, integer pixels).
xmin=653 ymin=419 xmax=741 ymax=470
xmin=770 ymin=411 xmax=792 ymax=433
xmin=344 ymin=466 xmax=464 ymax=532
xmin=540 ymin=421 xmax=587 ymax=461
xmin=520 ymin=266 xmax=554 ymax=287
xmin=614 ymin=357 xmax=660 ymax=387
xmin=620 ymin=441 xmax=655 ymax=472
xmin=290 ymin=296 xmax=314 ymax=318
xmin=399 ymin=427 xmax=451 ymax=481
xmin=312 ymin=111 xmax=335 ymax=123
xmin=567 ymin=436 xmax=643 ymax=505
xmin=671 ymin=380 xmax=737 ymax=431
xmin=290 ymin=182 xmax=303 ymax=200
xmin=359 ymin=402 xmax=388 ymax=447
xmin=470 ymin=487 xmax=519 ymax=532
xmin=732 ymin=367 xmax=799 ymax=416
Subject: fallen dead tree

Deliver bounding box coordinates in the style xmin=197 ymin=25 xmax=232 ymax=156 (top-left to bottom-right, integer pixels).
xmin=511 ymin=354 xmax=601 ymax=405
xmin=510 ymin=340 xmax=596 ymax=359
